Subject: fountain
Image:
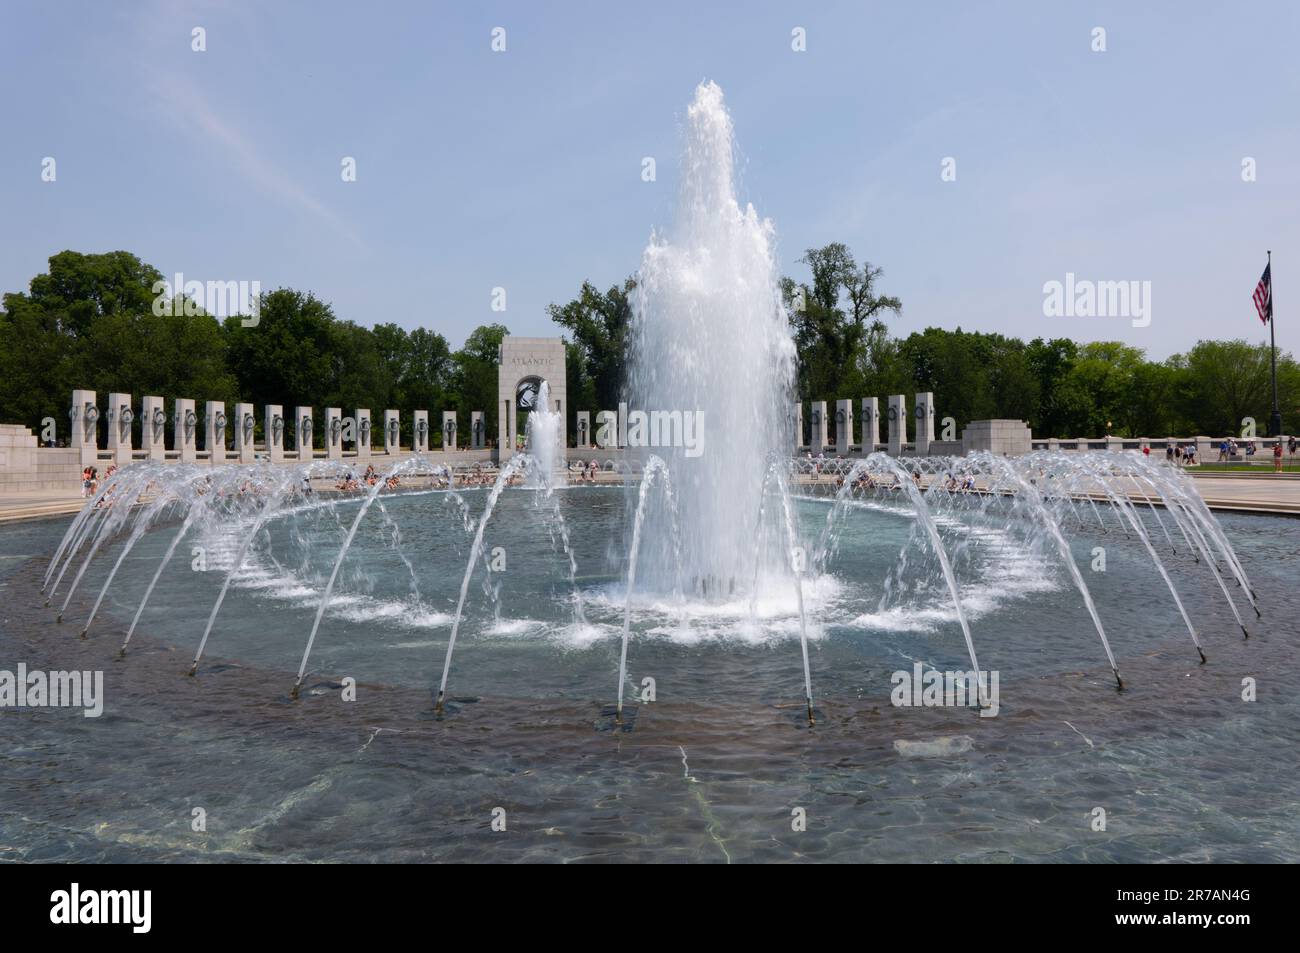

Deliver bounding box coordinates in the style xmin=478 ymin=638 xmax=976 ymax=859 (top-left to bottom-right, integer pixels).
xmin=524 ymin=380 xmax=561 ymax=491
xmin=31 ymin=84 xmax=1265 ymax=737
xmin=434 ymin=396 xmax=587 ymax=712
xmin=628 ymin=80 xmax=797 ymax=597
xmin=12 ymin=77 xmax=1298 ymax=868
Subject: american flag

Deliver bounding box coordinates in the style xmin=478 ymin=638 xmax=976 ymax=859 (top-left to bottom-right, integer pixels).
xmin=1253 ymin=261 xmax=1272 ymax=324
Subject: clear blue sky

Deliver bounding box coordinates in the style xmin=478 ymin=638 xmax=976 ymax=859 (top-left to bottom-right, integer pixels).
xmin=2 ymin=0 xmax=1297 ymax=359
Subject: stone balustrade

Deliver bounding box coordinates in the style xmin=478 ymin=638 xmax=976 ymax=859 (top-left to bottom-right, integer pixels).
xmin=0 ymin=389 xmax=1293 ymax=493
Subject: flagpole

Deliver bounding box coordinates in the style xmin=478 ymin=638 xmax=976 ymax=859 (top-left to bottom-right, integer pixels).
xmin=1268 ymin=250 xmax=1282 ymax=437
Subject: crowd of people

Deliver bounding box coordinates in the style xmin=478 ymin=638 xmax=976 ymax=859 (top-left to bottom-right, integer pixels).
xmin=333 ymin=464 xmax=402 ymax=492
xmin=327 ymin=462 xmax=525 ymax=494
xmin=81 ymin=463 xmax=119 ymax=504
xmin=1171 ymin=436 xmax=1298 ymax=472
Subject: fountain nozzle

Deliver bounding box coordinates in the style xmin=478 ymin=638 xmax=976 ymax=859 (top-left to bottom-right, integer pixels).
xmin=186 ymin=662 xmax=197 ymax=677
xmin=79 ymin=628 xmax=87 ymax=640
xmin=806 ymin=698 xmax=815 ymax=727
xmin=1197 ymin=647 xmax=1207 ymax=664
xmin=290 ymin=681 xmax=300 ymax=701
xmin=434 ymin=690 xmax=445 ymax=715
xmin=1241 ymin=624 xmax=1250 ymax=640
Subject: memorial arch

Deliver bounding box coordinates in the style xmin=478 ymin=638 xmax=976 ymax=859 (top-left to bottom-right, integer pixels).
xmin=497 ymin=336 xmax=566 ymax=461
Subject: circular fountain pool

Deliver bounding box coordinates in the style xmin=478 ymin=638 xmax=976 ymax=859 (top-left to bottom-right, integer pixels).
xmin=46 ymin=467 xmax=1233 ymax=710
xmin=5 ymin=462 xmax=1300 ymax=863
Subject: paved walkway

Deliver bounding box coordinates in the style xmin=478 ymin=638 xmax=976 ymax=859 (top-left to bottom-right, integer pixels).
xmin=3 ymin=471 xmax=1299 ymax=525
xmin=0 ymin=487 xmax=87 ymax=523
xmin=1185 ymin=475 xmax=1300 ymax=515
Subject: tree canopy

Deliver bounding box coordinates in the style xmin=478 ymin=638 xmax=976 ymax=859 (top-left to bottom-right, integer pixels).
xmin=2 ymin=248 xmax=1295 ymax=445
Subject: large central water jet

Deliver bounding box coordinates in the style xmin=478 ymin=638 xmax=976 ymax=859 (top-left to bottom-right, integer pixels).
xmin=628 ymin=81 xmax=797 ymax=595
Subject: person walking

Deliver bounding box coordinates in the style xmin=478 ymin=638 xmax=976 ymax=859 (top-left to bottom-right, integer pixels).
xmin=1275 ymin=441 xmax=1284 ymax=473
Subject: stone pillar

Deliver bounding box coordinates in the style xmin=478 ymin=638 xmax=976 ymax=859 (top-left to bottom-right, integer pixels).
xmin=499 ymin=399 xmax=515 ymax=462
xmin=914 ymin=392 xmax=935 ymax=456
xmin=442 ymin=411 xmax=458 ymax=451
xmin=205 ymin=401 xmax=227 ymax=464
xmin=835 ymin=399 xmax=854 ymax=455
xmin=106 ymin=392 xmax=134 ymax=464
xmin=295 ymin=406 xmax=313 ymax=462
xmin=861 ymin=398 xmax=880 ymax=452
xmin=325 ymin=407 xmax=343 ymax=460
xmin=887 ymin=394 xmax=907 ymax=456
xmin=355 ymin=409 xmax=372 ymax=460
xmin=384 ymin=410 xmax=400 ymax=455
xmin=413 ymin=410 xmax=429 ymax=453
xmin=265 ymin=405 xmax=285 ymax=464
xmin=793 ymin=402 xmax=804 ymax=451
xmin=809 ymin=401 xmax=828 ymax=453
xmin=551 ymin=392 xmax=564 ymax=458
xmin=142 ymin=396 xmax=166 ymax=461
xmin=235 ymin=402 xmax=256 ymax=463
xmin=70 ymin=389 xmax=99 ymax=466
xmin=471 ymin=411 xmax=486 ymax=449
xmin=575 ymin=411 xmax=591 ymax=449
xmin=175 ymin=398 xmax=197 ymax=463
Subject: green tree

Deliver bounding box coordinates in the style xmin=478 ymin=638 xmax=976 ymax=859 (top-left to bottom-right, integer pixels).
xmin=564 ymin=338 xmax=597 ymax=440
xmin=400 ymin=328 xmax=454 ymax=432
xmin=452 ymin=324 xmax=509 ymax=445
xmin=25 ymin=250 xmax=161 ymax=333
xmin=1062 ymin=342 xmax=1148 ymax=436
xmin=1025 ymin=338 xmax=1080 ymax=437
xmin=0 ymin=250 xmax=237 ymax=440
xmin=785 ymin=243 xmax=902 ymax=409
xmin=1169 ymin=339 xmax=1299 ymax=436
xmin=547 ymin=278 xmax=634 ymax=413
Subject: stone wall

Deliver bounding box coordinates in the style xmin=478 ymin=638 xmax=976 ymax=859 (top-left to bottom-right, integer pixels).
xmin=0 ymin=425 xmax=83 ymax=490
xmin=961 ymin=419 xmax=1033 ymax=456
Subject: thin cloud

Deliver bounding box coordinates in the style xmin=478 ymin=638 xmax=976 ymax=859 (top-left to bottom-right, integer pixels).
xmin=148 ymin=71 xmax=362 ymax=247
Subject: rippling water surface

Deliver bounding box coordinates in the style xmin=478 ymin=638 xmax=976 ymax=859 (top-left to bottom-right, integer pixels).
xmin=2 ymin=487 xmax=1298 ymax=862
